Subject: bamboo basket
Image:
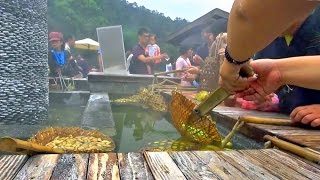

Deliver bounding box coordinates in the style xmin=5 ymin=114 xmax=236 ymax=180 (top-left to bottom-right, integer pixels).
xmin=29 ymin=127 xmax=115 ymax=153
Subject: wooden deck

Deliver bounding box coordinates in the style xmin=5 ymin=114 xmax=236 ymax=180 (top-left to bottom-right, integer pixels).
xmin=1 ymin=149 xmax=320 ymax=180
xmin=212 ymin=106 xmax=320 ymax=152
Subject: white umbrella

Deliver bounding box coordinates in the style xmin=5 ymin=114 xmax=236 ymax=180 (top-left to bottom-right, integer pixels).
xmin=75 ymin=38 xmax=100 ymax=50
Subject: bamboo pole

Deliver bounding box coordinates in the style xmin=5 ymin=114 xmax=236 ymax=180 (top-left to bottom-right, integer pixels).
xmin=161 ymin=79 xmax=180 ymax=85
xmin=153 ymin=69 xmax=187 ymax=76
xmin=264 ymin=135 xmax=320 ymax=163
xmin=221 ymin=120 xmax=245 ymax=148
xmin=153 ymin=87 xmax=197 ymax=91
xmin=239 ymin=116 xmax=293 ymax=126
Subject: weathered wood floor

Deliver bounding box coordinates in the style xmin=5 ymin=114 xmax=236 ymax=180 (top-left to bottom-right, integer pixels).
xmin=212 ymin=106 xmax=320 ymax=152
xmin=1 ymin=149 xmax=320 ymax=180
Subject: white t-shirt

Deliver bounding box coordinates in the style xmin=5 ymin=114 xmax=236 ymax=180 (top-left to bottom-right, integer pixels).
xmin=175 ymin=56 xmax=192 ymax=86
xmin=126 ymin=54 xmax=133 ymax=71
xmin=65 ymin=43 xmax=71 ymax=53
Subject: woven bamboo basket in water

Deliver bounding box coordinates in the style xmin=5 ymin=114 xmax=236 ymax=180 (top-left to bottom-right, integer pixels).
xmin=170 ymin=91 xmax=222 ymax=145
xmin=29 ymin=127 xmax=115 ymax=153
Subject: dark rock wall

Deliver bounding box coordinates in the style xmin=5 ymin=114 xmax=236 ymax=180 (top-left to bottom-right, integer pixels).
xmin=0 ymin=0 xmax=48 ymax=124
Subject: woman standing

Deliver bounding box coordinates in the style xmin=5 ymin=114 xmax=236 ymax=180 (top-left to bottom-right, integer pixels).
xmin=48 ymin=32 xmax=81 ymax=77
xmin=175 ymin=46 xmax=198 ymax=86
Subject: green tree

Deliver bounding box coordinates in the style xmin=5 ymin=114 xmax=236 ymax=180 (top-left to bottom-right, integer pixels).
xmin=48 ymin=0 xmax=188 ymax=55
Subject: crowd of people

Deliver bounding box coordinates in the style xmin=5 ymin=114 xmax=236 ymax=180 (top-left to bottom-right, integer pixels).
xmin=127 ymin=23 xmax=226 ymax=87
xmin=126 ymin=2 xmax=320 ymax=128
xmin=48 ymin=32 xmax=90 ymax=78
xmin=47 ymin=1 xmax=320 ymax=128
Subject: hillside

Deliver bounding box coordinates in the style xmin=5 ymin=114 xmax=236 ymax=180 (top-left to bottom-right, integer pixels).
xmin=48 ymin=0 xmax=188 ymax=53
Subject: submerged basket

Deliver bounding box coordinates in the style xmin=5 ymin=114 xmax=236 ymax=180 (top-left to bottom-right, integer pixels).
xmin=113 ymin=88 xmax=167 ymax=112
xmin=141 ymin=138 xmax=223 ymax=152
xmin=170 ymin=91 xmax=222 ymax=145
xmin=29 ymin=127 xmax=115 ymax=153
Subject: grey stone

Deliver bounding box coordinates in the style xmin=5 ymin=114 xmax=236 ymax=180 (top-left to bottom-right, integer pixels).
xmin=0 ymin=0 xmax=48 ymax=124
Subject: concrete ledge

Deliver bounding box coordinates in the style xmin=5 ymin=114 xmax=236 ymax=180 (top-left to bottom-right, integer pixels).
xmin=49 ymin=78 xmax=89 ymax=91
xmin=81 ymin=93 xmax=116 ymax=136
xmin=49 ymin=91 xmax=90 ymax=105
xmin=0 ymin=125 xmax=46 ymax=140
xmin=88 ymin=72 xmax=181 ymax=94
xmin=88 ymin=72 xmax=180 ymax=83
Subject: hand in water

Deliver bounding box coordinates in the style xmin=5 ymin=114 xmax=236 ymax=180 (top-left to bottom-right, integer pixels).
xmin=237 ymin=59 xmax=283 ymax=102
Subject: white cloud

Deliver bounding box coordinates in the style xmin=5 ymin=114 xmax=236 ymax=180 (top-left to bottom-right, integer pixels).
xmin=127 ymin=0 xmax=234 ymax=21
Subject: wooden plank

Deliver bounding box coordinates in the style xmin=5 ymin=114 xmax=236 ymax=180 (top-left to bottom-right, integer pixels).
xmin=239 ymin=150 xmax=309 ymax=180
xmin=87 ymin=153 xmax=120 ymax=180
xmin=51 ymin=154 xmax=89 ymax=180
xmin=214 ymin=106 xmax=288 ymax=119
xmin=0 ymin=155 xmax=28 ymax=180
xmin=249 ymin=124 xmax=303 ymax=131
xmin=15 ymin=154 xmax=60 ymax=180
xmin=270 ymin=130 xmax=320 ymax=136
xmin=214 ymin=106 xmax=320 ymax=150
xmin=118 ymin=152 xmax=154 ymax=180
xmin=217 ymin=151 xmax=280 ymax=179
xmin=279 ymin=135 xmax=320 ymax=150
xmin=144 ymin=152 xmax=186 ymax=180
xmin=261 ymin=149 xmax=320 ymax=178
xmin=168 ymin=151 xmax=220 ymax=179
xmin=194 ymin=151 xmax=248 ymax=179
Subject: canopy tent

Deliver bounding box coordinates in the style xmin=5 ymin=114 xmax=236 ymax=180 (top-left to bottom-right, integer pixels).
xmin=75 ymin=38 xmax=100 ymax=51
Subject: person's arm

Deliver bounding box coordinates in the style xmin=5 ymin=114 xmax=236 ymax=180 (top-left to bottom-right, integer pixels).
xmin=239 ymin=56 xmax=320 ymax=102
xmin=137 ymin=54 xmax=163 ymax=64
xmin=278 ymin=56 xmax=320 ymax=90
xmin=227 ymin=0 xmax=317 ymax=61
xmin=193 ymin=46 xmax=205 ymax=65
xmin=220 ymin=0 xmax=318 ymax=93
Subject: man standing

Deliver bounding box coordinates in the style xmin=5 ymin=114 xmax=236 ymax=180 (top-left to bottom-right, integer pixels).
xmin=129 ymin=28 xmax=167 ymax=74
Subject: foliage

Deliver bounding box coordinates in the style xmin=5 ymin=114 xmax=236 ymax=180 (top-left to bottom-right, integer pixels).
xmin=48 ymin=0 xmax=188 ymax=56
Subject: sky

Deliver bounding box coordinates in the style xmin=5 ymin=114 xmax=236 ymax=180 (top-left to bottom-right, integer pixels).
xmin=126 ymin=0 xmax=234 ymax=21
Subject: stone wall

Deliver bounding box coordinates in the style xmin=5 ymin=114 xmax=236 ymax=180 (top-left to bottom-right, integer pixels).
xmin=0 ymin=0 xmax=48 ymax=124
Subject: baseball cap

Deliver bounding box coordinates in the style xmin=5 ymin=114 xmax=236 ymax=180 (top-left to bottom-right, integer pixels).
xmin=49 ymin=32 xmax=63 ymax=41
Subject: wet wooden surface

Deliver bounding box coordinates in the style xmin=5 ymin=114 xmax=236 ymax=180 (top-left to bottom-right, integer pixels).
xmin=118 ymin=152 xmax=154 ymax=180
xmin=87 ymin=153 xmax=119 ymax=180
xmin=212 ymin=106 xmax=320 ymax=152
xmin=0 ymin=155 xmax=28 ymax=180
xmin=50 ymin=154 xmax=89 ymax=180
xmin=15 ymin=154 xmax=60 ymax=180
xmin=1 ymin=149 xmax=319 ymax=180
